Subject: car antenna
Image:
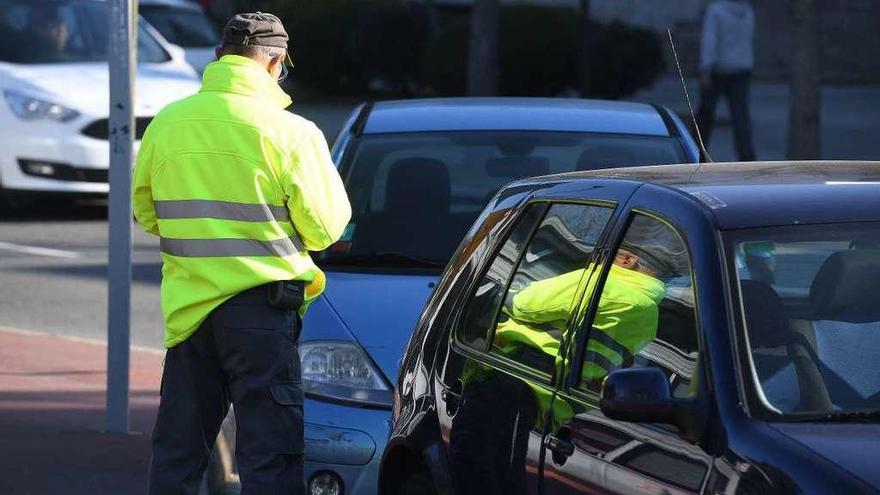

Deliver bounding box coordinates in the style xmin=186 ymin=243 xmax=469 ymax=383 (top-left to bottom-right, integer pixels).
xmin=667 ymin=28 xmax=713 ymax=163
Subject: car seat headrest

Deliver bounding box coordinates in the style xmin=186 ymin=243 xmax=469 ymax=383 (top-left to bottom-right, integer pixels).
xmin=386 ymin=157 xmax=450 ymax=215
xmin=810 ymin=250 xmax=880 ymax=323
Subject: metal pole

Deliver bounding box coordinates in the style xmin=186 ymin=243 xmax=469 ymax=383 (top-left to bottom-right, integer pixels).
xmin=106 ymin=0 xmax=136 ymax=434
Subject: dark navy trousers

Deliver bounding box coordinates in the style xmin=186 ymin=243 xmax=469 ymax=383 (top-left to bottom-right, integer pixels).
xmin=696 ymin=70 xmax=757 ymax=162
xmin=148 ymin=284 xmax=304 ymax=495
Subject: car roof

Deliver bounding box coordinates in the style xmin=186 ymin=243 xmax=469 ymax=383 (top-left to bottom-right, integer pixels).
xmin=362 ymin=98 xmax=673 ymax=136
xmin=538 ymin=161 xmax=880 ymax=230
xmin=138 ymin=0 xmax=202 ymax=10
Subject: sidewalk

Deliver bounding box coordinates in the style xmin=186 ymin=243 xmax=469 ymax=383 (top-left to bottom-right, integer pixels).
xmin=630 ymin=76 xmax=880 ymax=162
xmin=0 ymin=327 xmax=164 ymax=494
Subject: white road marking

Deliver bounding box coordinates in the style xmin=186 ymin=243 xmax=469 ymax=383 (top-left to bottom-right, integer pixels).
xmin=825 ymin=181 xmax=880 ymax=185
xmin=0 ymin=241 xmax=81 ymax=259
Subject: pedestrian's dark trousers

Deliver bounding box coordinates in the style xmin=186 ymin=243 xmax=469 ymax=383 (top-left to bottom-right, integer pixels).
xmin=149 ymin=284 xmax=304 ymax=495
xmin=696 ymin=70 xmax=756 ymax=162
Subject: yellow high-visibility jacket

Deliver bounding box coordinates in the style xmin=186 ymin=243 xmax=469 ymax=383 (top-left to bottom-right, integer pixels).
xmin=133 ymin=55 xmax=351 ymax=348
xmin=494 ymin=264 xmax=667 ymax=381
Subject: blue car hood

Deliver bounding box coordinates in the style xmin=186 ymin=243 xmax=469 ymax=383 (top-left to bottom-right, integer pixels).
xmin=309 ymin=271 xmax=438 ymax=381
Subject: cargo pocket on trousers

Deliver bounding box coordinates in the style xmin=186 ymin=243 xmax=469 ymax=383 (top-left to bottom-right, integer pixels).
xmin=270 ymin=382 xmax=305 ymax=455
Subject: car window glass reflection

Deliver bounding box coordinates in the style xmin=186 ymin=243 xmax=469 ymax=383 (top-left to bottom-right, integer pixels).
xmin=577 ymin=214 xmax=699 ymax=396
xmin=490 ymin=204 xmax=614 ymax=375
xmin=457 ymin=205 xmax=546 ymax=350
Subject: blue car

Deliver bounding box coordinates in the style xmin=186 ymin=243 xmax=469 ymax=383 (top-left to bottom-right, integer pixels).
xmin=206 ymin=98 xmax=700 ymax=495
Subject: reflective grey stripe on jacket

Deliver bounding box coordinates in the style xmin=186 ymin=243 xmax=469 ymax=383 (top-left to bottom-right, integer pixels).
xmin=160 ymin=236 xmax=304 ymax=258
xmin=584 ymin=350 xmax=616 ymax=373
xmin=590 ymin=330 xmax=635 ymax=366
xmin=154 ymin=199 xmax=290 ymax=223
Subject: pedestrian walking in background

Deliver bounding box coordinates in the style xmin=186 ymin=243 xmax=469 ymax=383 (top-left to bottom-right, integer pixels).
xmin=696 ymin=0 xmax=757 ymax=161
xmin=132 ymin=12 xmax=351 ymax=495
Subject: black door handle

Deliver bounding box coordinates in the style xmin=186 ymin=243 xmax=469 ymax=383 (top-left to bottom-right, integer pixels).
xmin=441 ymin=379 xmax=464 ymax=416
xmin=545 ymin=426 xmax=574 ymax=465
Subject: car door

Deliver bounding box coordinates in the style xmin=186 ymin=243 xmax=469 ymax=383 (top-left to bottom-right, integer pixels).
xmin=540 ymin=198 xmax=715 ymax=494
xmin=436 ymin=194 xmax=628 ymax=495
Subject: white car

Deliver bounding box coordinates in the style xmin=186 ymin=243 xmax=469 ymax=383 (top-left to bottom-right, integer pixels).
xmin=0 ymin=0 xmax=201 ymax=207
xmin=139 ymin=0 xmax=219 ymax=73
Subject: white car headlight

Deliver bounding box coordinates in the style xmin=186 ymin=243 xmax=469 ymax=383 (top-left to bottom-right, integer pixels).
xmin=4 ymin=90 xmax=80 ymax=122
xmin=300 ymin=340 xmax=393 ymax=408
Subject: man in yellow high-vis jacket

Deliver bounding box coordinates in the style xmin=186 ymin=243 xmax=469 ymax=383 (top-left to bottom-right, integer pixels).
xmin=133 ymin=13 xmax=350 ymax=495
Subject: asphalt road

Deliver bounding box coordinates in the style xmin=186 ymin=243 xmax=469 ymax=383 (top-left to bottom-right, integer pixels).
xmin=0 ymin=201 xmax=166 ymax=349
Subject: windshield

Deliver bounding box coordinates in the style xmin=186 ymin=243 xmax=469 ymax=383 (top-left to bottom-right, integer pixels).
xmin=0 ymin=0 xmax=170 ymax=64
xmin=729 ymin=222 xmax=880 ymax=419
xmin=140 ymin=6 xmax=218 ymax=48
xmin=318 ymin=130 xmax=687 ymax=270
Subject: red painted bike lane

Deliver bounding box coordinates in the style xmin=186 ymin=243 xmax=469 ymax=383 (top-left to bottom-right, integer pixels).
xmin=0 ymin=327 xmax=164 ymax=494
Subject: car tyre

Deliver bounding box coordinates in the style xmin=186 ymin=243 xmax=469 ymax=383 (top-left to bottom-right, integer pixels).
xmin=0 ymin=188 xmax=19 ymax=215
xmin=0 ymin=189 xmax=40 ymax=216
xmin=397 ymin=471 xmax=437 ymax=495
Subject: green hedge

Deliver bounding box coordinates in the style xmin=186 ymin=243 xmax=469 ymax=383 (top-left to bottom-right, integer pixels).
xmin=257 ymin=1 xmax=664 ymax=99
xmin=419 ymin=5 xmax=580 ymax=96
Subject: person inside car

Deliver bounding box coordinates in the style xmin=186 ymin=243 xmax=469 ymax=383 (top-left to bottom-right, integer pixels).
xmin=29 ymin=8 xmax=71 ymax=62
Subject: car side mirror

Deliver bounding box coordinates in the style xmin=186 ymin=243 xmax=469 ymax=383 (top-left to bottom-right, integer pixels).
xmin=599 ymin=367 xmax=675 ymax=423
xmin=599 ymin=367 xmax=708 ymax=443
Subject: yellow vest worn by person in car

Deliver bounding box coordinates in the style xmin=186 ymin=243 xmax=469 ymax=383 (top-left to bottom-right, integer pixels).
xmin=494 ymin=264 xmax=667 ymax=381
xmin=133 ymin=55 xmax=351 ymax=348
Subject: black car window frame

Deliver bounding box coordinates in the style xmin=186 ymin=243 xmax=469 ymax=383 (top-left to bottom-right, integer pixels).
xmin=451 ymin=199 xmax=618 ymax=387
xmin=563 ymin=208 xmax=704 ymax=404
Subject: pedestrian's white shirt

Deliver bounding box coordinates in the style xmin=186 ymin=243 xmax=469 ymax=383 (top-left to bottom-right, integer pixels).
xmin=700 ymin=0 xmax=755 ymax=75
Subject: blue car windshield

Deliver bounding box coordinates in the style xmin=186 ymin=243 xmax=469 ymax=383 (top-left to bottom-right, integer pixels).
xmin=0 ymin=0 xmax=170 ymax=64
xmin=318 ymin=130 xmax=687 ymax=269
xmin=729 ymin=222 xmax=880 ymax=419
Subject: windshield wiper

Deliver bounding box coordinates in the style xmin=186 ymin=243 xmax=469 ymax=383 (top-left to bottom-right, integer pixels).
xmin=785 ymin=410 xmax=880 ymax=423
xmin=320 ymin=252 xmax=445 ymax=268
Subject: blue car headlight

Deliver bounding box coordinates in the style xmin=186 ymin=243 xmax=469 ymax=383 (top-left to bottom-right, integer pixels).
xmin=4 ymin=90 xmax=79 ymax=122
xmin=300 ymin=340 xmax=393 ymax=408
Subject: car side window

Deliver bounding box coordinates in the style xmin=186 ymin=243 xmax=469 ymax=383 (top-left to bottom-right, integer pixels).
xmin=457 ymin=204 xmax=547 ymax=350
xmin=577 ymin=213 xmax=699 ymax=397
xmin=488 ymin=204 xmax=614 ymax=375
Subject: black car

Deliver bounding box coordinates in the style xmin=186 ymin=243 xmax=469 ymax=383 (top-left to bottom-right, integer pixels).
xmin=379 ymin=161 xmax=880 ymax=495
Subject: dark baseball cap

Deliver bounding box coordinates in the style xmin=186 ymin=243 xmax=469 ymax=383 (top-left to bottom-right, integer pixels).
xmin=620 ymin=241 xmax=680 ymax=277
xmin=222 ymin=12 xmax=288 ymax=49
